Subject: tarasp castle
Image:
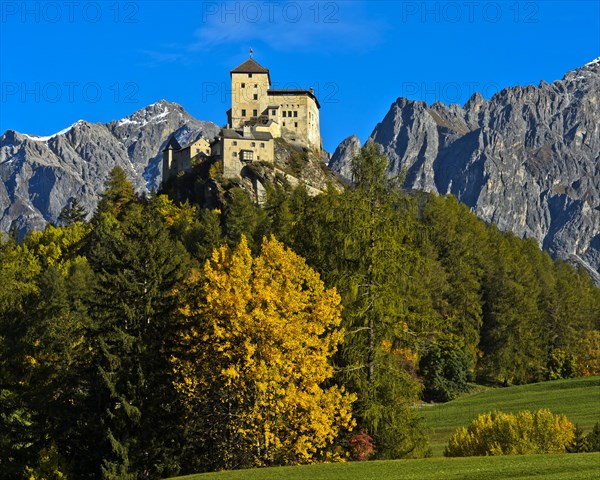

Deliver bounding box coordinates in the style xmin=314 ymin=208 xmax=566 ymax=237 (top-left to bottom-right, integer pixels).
xmin=163 ymin=54 xmax=322 ymax=181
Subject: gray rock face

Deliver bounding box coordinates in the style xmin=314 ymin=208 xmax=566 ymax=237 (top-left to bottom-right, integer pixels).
xmin=0 ymin=100 xmax=219 ymax=235
xmin=335 ymin=58 xmax=600 ymax=278
xmin=329 ymin=135 xmax=361 ymax=181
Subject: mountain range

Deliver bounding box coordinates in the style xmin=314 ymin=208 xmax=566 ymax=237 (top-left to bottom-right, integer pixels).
xmin=0 ymin=101 xmax=219 ymax=234
xmin=331 ymin=58 xmax=600 ymax=280
xmin=1 ymin=59 xmax=599 ymax=279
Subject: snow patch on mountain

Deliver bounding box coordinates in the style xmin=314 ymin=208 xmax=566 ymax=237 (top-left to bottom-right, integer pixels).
xmin=20 ymin=120 xmax=85 ymax=142
xmin=117 ymin=100 xmax=174 ymax=128
xmin=0 ymin=100 xmax=220 ymax=236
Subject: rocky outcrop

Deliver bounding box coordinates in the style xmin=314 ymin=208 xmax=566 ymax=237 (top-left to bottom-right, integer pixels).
xmin=0 ymin=101 xmax=219 ymax=235
xmin=329 ymin=135 xmax=361 ymax=182
xmin=331 ymin=58 xmax=600 ymax=277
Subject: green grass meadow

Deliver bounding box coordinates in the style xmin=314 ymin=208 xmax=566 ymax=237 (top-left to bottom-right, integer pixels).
xmin=421 ymin=376 xmax=600 ymax=456
xmin=167 ymin=377 xmax=600 ymax=479
xmin=169 ymin=453 xmax=600 ymax=480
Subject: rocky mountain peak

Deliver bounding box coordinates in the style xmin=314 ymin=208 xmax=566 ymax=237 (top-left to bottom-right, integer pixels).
xmin=563 ymin=56 xmax=600 ymax=82
xmin=0 ymin=102 xmax=220 ymax=236
xmin=330 ymin=58 xmax=600 ymax=279
xmin=113 ymin=100 xmax=181 ymax=127
xmin=329 ymin=135 xmax=361 ymax=181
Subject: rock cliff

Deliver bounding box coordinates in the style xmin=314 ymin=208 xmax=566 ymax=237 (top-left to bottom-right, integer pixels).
xmin=330 ymin=58 xmax=600 ymax=279
xmin=0 ymin=100 xmax=219 ymax=235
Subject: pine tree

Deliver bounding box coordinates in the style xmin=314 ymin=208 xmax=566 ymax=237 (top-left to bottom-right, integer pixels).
xmin=264 ymin=184 xmax=295 ymax=245
xmin=420 ymin=194 xmax=487 ymax=367
xmin=586 ymin=422 xmax=600 ymax=452
xmin=95 ymin=166 xmax=136 ymax=219
xmin=292 ymin=143 xmax=429 ymax=458
xmin=189 ymin=207 xmax=223 ymax=263
xmin=23 ymin=262 xmax=98 ymax=478
xmin=419 ymin=335 xmax=471 ymax=402
xmin=58 ymin=197 xmax=88 ymax=226
xmin=480 ymin=230 xmax=544 ymax=384
xmin=0 ymin=238 xmax=42 ymax=477
xmin=567 ymin=424 xmax=590 ymax=453
xmin=223 ymin=187 xmax=267 ymax=251
xmin=87 ymin=203 xmax=191 ymax=479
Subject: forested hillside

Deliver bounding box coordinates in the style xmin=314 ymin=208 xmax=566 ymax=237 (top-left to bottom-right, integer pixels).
xmin=1 ymin=144 xmax=598 ymax=479
xmin=331 ymin=58 xmax=600 ymax=281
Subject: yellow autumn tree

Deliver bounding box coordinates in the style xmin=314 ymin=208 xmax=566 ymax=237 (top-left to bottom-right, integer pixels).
xmin=172 ymin=235 xmax=355 ymax=471
xmin=444 ymin=409 xmax=575 ymax=457
xmin=575 ymin=330 xmax=600 ymax=376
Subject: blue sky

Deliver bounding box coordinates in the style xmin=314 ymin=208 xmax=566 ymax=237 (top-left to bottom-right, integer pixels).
xmin=1 ymin=1 xmax=598 ymax=152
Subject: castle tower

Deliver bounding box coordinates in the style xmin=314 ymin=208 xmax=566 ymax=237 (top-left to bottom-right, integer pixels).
xmin=162 ymin=136 xmax=182 ymax=181
xmin=228 ymin=56 xmax=271 ymax=129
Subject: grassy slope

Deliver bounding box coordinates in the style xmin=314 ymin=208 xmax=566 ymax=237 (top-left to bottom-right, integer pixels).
xmin=169 ymin=453 xmax=600 ymax=480
xmin=420 ymin=376 xmax=600 ymax=456
xmin=166 ymin=377 xmax=600 ymax=479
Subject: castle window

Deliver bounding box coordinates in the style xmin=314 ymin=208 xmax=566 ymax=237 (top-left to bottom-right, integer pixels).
xmin=294 ymin=122 xmax=298 ymax=128
xmin=253 ymin=94 xmax=258 ymax=100
xmin=254 ymin=84 xmax=257 ymax=88
xmin=248 ymin=73 xmax=253 ymax=78
xmin=260 ymin=143 xmax=265 ymax=148
xmin=241 ymin=150 xmax=254 ymax=162
xmin=233 ymin=152 xmax=238 ymax=157
xmin=293 ymin=111 xmax=298 ymax=117
xmin=241 ymin=83 xmax=245 ymax=88
xmin=232 ymin=141 xmax=237 ymax=146
xmin=271 ymin=109 xmax=276 ymax=115
xmin=253 ymin=109 xmax=257 ymax=117
xmin=251 ymin=142 xmax=255 ymax=147
xmin=241 ymin=109 xmax=246 ymax=117
xmin=283 ymin=111 xmax=286 ymax=117
xmin=283 ymin=122 xmax=286 ymax=126
xmin=288 ymin=111 xmax=292 ymax=117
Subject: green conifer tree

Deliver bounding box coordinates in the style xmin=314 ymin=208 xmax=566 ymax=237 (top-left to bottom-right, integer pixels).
xmin=292 ymin=142 xmax=429 ymax=458
xmin=87 ymin=203 xmax=191 ymax=479
xmin=95 ymin=166 xmax=136 ymax=219
xmin=58 ymin=197 xmax=88 ymax=226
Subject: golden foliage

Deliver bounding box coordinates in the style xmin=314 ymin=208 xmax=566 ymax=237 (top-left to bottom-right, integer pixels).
xmin=25 ymin=223 xmax=91 ymax=271
xmin=153 ymin=194 xmax=197 ymax=230
xmin=172 ymin=235 xmax=355 ymax=467
xmin=445 ymin=409 xmax=575 ymax=457
xmin=24 ymin=442 xmax=68 ymax=480
xmin=575 ymin=330 xmax=600 ymax=377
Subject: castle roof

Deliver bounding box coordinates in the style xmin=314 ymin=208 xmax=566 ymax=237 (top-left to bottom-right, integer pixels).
xmin=268 ymin=89 xmax=320 ymax=109
xmin=230 ymin=58 xmax=271 ymax=82
xmin=221 ymin=128 xmax=273 ymax=141
xmin=163 ymin=136 xmax=182 ymax=151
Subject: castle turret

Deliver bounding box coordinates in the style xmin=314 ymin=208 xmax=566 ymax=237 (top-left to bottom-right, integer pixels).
xmin=229 ymin=57 xmax=271 ymax=129
xmin=162 ymin=136 xmax=181 ymax=181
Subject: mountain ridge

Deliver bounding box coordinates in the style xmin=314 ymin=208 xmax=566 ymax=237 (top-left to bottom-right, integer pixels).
xmin=0 ymin=100 xmax=219 ymax=235
xmin=2 ymin=60 xmax=599 ymax=280
xmin=330 ymin=58 xmax=600 ymax=278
